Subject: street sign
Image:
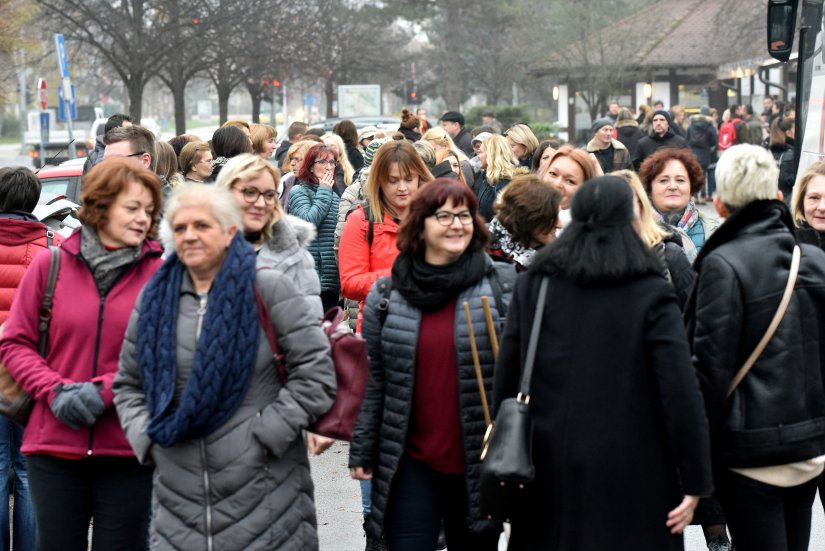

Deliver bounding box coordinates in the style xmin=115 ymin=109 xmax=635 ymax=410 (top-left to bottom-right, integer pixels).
xmin=54 ymin=34 xmax=70 ymax=79
xmin=58 ymin=82 xmax=77 ymax=121
xmin=39 ymin=112 xmax=49 ymax=145
xmin=37 ymin=79 xmax=47 ymax=111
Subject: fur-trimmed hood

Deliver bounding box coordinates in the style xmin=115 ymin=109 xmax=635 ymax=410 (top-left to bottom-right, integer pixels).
xmin=615 ymin=118 xmax=639 ymax=128
xmin=269 ymin=214 xmax=317 ymax=252
xmin=585 ymin=138 xmax=628 ymax=153
xmin=689 ymin=114 xmax=714 ymax=125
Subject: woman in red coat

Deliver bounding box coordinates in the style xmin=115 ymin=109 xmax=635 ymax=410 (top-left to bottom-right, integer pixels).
xmin=0 ymin=159 xmax=163 ymax=551
xmin=339 ymin=140 xmax=433 ymax=332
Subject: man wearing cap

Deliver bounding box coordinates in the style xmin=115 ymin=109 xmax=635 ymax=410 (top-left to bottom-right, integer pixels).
xmin=585 ymin=119 xmax=631 ymax=173
xmin=358 ymin=127 xmax=378 ymax=152
xmin=469 ymin=131 xmax=492 ymax=176
xmin=439 ymin=111 xmax=474 ymax=157
xmin=633 ymin=109 xmax=689 ymax=171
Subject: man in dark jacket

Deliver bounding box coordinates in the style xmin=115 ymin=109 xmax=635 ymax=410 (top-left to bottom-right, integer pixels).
xmin=633 ymin=110 xmax=688 ymax=170
xmin=439 ymin=111 xmax=474 ymax=157
xmin=274 ymin=121 xmax=308 ymax=166
xmin=685 ymin=144 xmax=825 ymax=550
xmin=686 ymin=107 xmax=719 ymax=200
xmin=585 ymin=118 xmax=631 ymax=172
xmin=82 ymin=113 xmax=133 ymax=175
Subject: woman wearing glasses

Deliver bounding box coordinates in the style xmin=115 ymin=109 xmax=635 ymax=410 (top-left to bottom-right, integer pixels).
xmin=288 ymin=144 xmax=342 ymax=312
xmin=349 ymin=178 xmax=515 ymax=551
xmin=217 ymin=154 xmax=322 ymax=318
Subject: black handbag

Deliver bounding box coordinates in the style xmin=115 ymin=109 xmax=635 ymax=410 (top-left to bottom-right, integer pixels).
xmin=479 ymin=276 xmax=548 ymax=523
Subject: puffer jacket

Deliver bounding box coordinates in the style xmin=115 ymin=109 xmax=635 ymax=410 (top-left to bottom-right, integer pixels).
xmin=114 ymin=268 xmax=336 ymax=551
xmin=257 ymin=214 xmax=323 ymax=319
xmin=338 ymin=205 xmax=399 ymax=333
xmin=0 ymin=230 xmax=162 ymax=457
xmin=287 ymin=180 xmax=340 ymax=293
xmin=685 ymin=200 xmax=825 ymax=468
xmin=0 ymin=215 xmax=59 ymax=324
xmin=349 ymin=256 xmax=516 ymax=538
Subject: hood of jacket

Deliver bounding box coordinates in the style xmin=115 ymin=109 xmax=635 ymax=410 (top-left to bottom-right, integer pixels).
xmin=268 ymin=214 xmax=317 ymax=252
xmin=585 ymin=138 xmax=627 ymax=153
xmin=689 ymin=114 xmax=714 ymax=126
xmin=615 ymin=118 xmax=639 ymax=129
xmin=0 ymin=217 xmax=50 ymax=246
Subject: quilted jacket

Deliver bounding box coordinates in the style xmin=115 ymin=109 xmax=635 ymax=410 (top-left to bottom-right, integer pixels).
xmin=349 ymin=256 xmax=516 ymax=538
xmin=287 ymin=180 xmax=340 ymax=293
xmin=114 ymin=268 xmax=336 ymax=550
xmin=685 ymin=200 xmax=825 ymax=468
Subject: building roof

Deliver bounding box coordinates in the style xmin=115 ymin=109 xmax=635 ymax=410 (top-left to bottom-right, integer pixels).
xmin=530 ymin=0 xmax=767 ymax=77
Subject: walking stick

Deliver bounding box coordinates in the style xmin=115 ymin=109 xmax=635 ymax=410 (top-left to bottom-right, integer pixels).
xmin=464 ymin=301 xmax=492 ymax=428
xmin=481 ymin=296 xmax=499 ymax=361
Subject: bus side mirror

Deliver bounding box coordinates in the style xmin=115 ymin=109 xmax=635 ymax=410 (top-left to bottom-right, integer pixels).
xmin=768 ymin=0 xmax=798 ymax=62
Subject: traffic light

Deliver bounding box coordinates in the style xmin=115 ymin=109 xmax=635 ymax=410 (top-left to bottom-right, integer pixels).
xmin=405 ymin=80 xmax=424 ymax=104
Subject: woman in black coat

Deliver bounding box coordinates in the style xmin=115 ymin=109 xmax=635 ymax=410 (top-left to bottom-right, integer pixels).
xmin=494 ymin=176 xmax=713 ymax=551
xmin=350 ymin=178 xmax=515 ymax=551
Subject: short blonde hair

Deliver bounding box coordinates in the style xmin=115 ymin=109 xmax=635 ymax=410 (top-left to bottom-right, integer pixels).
xmin=421 ymin=127 xmax=455 ymax=150
xmin=715 ymin=144 xmax=778 ymax=210
xmin=281 ymin=140 xmax=316 ymax=174
xmin=505 ymin=124 xmax=539 ymax=157
xmin=322 ymin=133 xmax=354 ymax=186
xmin=611 ymin=169 xmax=670 ymax=247
xmin=215 ymin=153 xmax=283 ymax=241
xmin=162 ymin=183 xmax=241 ymax=251
xmin=250 ymin=124 xmax=277 ymax=155
xmin=792 ymin=161 xmax=825 ymax=226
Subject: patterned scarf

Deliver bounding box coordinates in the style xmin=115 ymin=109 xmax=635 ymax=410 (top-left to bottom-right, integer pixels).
xmin=654 ymin=200 xmax=700 ymax=234
xmin=488 ymin=217 xmax=536 ymax=269
xmin=80 ymin=226 xmax=142 ymax=295
xmin=136 ymin=232 xmax=259 ymax=447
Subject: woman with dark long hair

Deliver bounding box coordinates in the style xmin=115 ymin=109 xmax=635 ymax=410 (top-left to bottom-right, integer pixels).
xmin=495 ymin=176 xmax=713 ymax=550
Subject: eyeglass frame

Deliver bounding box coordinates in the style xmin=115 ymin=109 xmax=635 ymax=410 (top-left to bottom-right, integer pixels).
xmin=314 ymin=159 xmax=338 ymax=167
xmin=234 ymin=186 xmax=278 ymax=205
xmin=431 ymin=210 xmax=474 ymax=226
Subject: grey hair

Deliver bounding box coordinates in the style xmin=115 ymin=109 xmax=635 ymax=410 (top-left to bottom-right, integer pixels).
xmin=715 ymin=144 xmax=779 ymax=209
xmin=160 ymin=183 xmax=242 ymax=250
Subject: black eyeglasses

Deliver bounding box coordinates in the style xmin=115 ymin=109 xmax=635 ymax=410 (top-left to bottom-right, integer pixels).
xmin=237 ymin=187 xmax=278 ymax=205
xmin=432 ymin=210 xmax=473 ymax=226
xmin=314 ymin=159 xmax=337 ymax=167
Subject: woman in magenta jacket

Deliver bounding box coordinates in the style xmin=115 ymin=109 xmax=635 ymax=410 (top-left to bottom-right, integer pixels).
xmin=0 ymin=158 xmax=163 ymax=551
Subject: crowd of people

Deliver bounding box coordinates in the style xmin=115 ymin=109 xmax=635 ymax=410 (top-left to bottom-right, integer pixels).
xmin=0 ymin=96 xmax=822 ymax=551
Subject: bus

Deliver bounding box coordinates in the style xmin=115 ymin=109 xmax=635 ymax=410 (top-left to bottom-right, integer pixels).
xmin=769 ymin=0 xmax=825 ymax=176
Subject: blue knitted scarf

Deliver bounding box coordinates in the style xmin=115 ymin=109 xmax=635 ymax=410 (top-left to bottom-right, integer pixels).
xmin=137 ymin=232 xmax=259 ymax=448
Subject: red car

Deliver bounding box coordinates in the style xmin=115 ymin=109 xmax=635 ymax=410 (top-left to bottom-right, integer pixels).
xmin=35 ymin=158 xmax=84 ymax=204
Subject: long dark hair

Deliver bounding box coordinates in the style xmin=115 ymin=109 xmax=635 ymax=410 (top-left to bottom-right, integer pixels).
xmin=532 ymin=176 xmax=662 ymax=283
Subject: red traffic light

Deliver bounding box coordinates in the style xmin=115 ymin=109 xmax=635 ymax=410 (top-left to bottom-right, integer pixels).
xmin=272 ymin=80 xmax=281 ymax=87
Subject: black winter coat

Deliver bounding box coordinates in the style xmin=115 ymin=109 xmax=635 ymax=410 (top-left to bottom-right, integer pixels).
xmin=615 ymin=121 xmax=644 ymax=160
xmin=686 ymin=115 xmax=718 ymax=169
xmin=345 ymin=143 xmax=364 ymax=175
xmin=454 ymin=128 xmax=475 ymax=158
xmin=349 ymin=257 xmax=516 ymax=539
xmin=495 ymin=264 xmax=713 ymax=550
xmin=685 ymin=200 xmax=825 ymax=468
xmin=633 ymin=130 xmax=689 ymax=171
xmin=770 ymin=141 xmax=795 ymax=199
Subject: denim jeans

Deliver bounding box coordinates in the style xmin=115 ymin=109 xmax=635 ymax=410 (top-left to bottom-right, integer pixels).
xmin=360 ymin=479 xmax=371 ymax=515
xmin=0 ymin=417 xmax=35 ymax=551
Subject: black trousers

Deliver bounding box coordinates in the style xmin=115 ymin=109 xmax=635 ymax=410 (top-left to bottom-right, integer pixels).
xmin=384 ymin=454 xmax=499 ymax=551
xmin=27 ymin=454 xmax=153 ymax=551
xmin=717 ymin=469 xmax=819 ymax=551
xmin=321 ymin=290 xmax=339 ymax=313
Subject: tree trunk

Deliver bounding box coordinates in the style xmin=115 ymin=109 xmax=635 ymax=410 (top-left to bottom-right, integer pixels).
xmin=126 ymin=76 xmax=144 ymax=121
xmin=248 ymin=86 xmax=262 ymax=123
xmin=173 ymin=84 xmax=186 ymax=136
xmin=325 ymin=77 xmax=335 ymax=118
xmin=217 ymin=84 xmax=231 ymax=125
xmin=442 ymin=2 xmax=464 ymax=109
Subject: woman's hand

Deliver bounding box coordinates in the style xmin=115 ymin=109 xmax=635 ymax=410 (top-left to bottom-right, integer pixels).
xmin=666 ymin=495 xmax=700 ymax=534
xmin=319 ymin=170 xmax=335 ymax=188
xmin=350 ymin=466 xmax=372 ymax=480
xmin=307 ymin=433 xmax=335 ymax=456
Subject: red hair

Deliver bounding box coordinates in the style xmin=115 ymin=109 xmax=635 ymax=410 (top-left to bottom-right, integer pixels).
xmin=296 ymin=144 xmax=338 ymax=183
xmin=397 ymin=178 xmax=490 ymax=255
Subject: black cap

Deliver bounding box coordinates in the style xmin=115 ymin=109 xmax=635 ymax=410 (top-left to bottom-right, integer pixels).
xmin=439 ymin=111 xmax=465 ymax=126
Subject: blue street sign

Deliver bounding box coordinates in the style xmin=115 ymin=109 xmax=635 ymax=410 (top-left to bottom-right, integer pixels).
xmin=58 ymin=83 xmax=77 ymax=121
xmin=54 ymin=34 xmax=70 ymax=79
xmin=40 ymin=112 xmax=50 ymax=145
xmin=304 ymin=93 xmax=317 ymax=106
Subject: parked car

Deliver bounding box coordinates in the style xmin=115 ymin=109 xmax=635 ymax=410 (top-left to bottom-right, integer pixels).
xmin=309 ymin=116 xmax=399 ymax=133
xmin=36 ymin=157 xmax=84 ymax=204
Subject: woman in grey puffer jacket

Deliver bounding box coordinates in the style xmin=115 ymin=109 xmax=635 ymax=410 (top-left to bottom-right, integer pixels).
xmin=114 ymin=183 xmax=336 ymax=551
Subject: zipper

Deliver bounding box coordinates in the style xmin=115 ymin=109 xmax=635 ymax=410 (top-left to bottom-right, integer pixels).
xmin=200 ymin=440 xmax=214 ymax=551
xmin=196 ymin=293 xmax=208 ymax=339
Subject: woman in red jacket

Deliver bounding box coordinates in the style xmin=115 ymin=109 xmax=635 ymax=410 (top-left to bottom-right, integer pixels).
xmin=0 ymin=158 xmax=163 ymax=551
xmin=339 ymin=140 xmax=433 ymax=333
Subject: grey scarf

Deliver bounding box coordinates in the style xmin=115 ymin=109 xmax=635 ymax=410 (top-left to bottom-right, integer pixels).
xmin=80 ymin=226 xmax=142 ymax=295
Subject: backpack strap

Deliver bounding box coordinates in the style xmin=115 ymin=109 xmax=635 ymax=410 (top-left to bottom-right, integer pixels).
xmin=38 ymin=247 xmax=60 ymax=356
xmin=254 ymin=287 xmax=287 ymax=385
xmin=45 ymin=229 xmax=54 ymax=248
xmin=375 ymin=277 xmax=393 ymax=326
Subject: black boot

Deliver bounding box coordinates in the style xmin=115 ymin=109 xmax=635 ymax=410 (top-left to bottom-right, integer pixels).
xmin=364 ymin=521 xmax=386 ymax=551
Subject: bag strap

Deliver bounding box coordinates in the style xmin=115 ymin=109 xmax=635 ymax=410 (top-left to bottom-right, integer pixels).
xmin=517 ymin=276 xmax=549 ymax=403
xmin=375 ymin=277 xmax=392 ymax=326
xmin=727 ymin=244 xmax=801 ymax=397
xmin=254 ymin=288 xmax=287 ymax=385
xmin=38 ymin=247 xmax=60 ymax=357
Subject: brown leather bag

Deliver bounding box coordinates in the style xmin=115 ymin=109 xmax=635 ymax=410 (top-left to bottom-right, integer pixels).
xmin=0 ymin=246 xmax=60 ymax=426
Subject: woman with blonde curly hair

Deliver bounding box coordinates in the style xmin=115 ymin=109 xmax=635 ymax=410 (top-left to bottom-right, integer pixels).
xmin=475 ymin=134 xmax=523 ymax=222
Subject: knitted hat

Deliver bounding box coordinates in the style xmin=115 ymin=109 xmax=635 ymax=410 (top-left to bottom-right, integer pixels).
xmin=652 ymin=109 xmax=673 ymax=127
xmin=591 ymin=118 xmax=613 ymax=133
xmin=439 ymin=111 xmax=465 ymax=126
xmin=358 ymin=126 xmax=378 ymax=143
xmin=700 ymin=105 xmax=711 ymax=116
xmin=364 ymin=137 xmax=390 ymax=167
xmin=472 ymin=131 xmax=493 ymax=145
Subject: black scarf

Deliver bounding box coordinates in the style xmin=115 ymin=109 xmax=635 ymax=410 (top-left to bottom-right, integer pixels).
xmin=391 ymin=249 xmax=487 ymax=312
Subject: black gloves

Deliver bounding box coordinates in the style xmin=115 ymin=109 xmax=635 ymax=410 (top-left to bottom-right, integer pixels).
xmin=50 ymin=382 xmax=105 ymax=430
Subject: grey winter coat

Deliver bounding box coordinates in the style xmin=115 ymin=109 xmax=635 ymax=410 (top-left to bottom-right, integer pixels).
xmin=349 ymin=257 xmax=516 ymax=538
xmin=114 ymin=269 xmax=336 ymax=551
xmin=257 ymin=214 xmax=323 ymax=319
